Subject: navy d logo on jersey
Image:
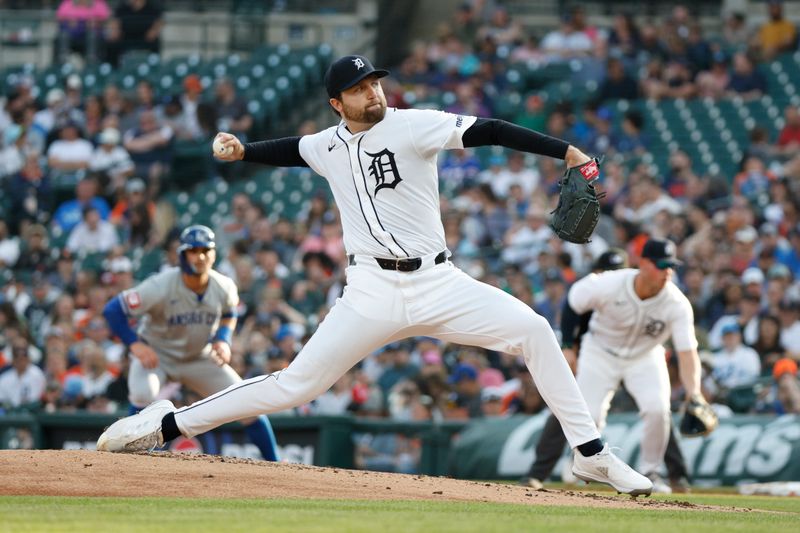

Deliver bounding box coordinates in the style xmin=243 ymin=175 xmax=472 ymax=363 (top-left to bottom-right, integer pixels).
xmin=643 ymin=317 xmax=666 ymax=337
xmin=365 ymin=148 xmax=402 ymax=195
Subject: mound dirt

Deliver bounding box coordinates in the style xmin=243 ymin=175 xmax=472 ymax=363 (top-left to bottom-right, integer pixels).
xmin=0 ymin=450 xmax=746 ymax=512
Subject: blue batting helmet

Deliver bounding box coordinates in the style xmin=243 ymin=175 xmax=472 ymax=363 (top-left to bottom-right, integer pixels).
xmin=178 ymin=224 xmax=216 ymax=275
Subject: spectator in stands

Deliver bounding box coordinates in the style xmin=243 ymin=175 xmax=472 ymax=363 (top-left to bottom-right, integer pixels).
xmin=597 ymin=57 xmax=640 ymax=103
xmin=24 ymin=273 xmax=57 ymax=347
xmin=0 ymin=220 xmax=20 ymax=269
xmin=122 ymin=109 xmax=173 ymax=194
xmin=82 ymin=94 xmax=106 ymax=142
xmin=214 ymin=77 xmax=253 ymax=141
xmin=776 ymin=105 xmax=800 ymax=157
xmin=477 ymin=6 xmax=522 ymax=47
xmin=0 ymin=123 xmax=26 ymax=180
xmin=540 ymin=12 xmax=592 ymax=59
xmin=55 ymin=0 xmax=110 ymax=63
xmin=754 ymin=0 xmax=797 ymax=61
xmin=722 ymin=11 xmax=750 ymax=50
xmin=14 ymin=224 xmax=53 ymax=277
xmin=89 ymin=127 xmax=135 ymax=197
xmin=685 ymin=24 xmax=713 ymax=75
xmin=772 ymin=358 xmax=800 ymax=413
xmin=173 ymin=74 xmax=204 ymax=140
xmin=65 ymin=205 xmax=119 ymax=254
xmin=727 ymin=52 xmax=767 ymax=100
xmin=775 ymin=225 xmax=800 ymax=278
xmin=712 ymin=323 xmax=762 ymax=391
xmin=0 ymin=338 xmax=46 ymax=409
xmin=76 ymin=340 xmax=115 ymax=408
xmin=696 ymin=52 xmax=731 ymax=100
xmin=607 ymin=13 xmax=641 ymax=62
xmin=750 ymin=313 xmax=784 ymax=375
xmin=535 ymin=268 xmax=566 ymax=328
xmin=46 ymin=122 xmax=94 ymax=181
xmin=505 ymin=373 xmax=545 ymax=415
xmin=637 ymin=23 xmax=669 ymax=64
xmin=446 ymin=363 xmax=481 ymax=419
xmin=104 ymin=0 xmax=164 ymax=67
xmin=614 ymin=110 xmax=647 ymax=155
xmin=314 ymin=372 xmax=354 ymax=415
xmin=778 ymin=299 xmax=800 ymax=357
xmin=52 ymin=175 xmax=110 ymax=232
xmin=215 ymin=193 xmax=252 ymax=253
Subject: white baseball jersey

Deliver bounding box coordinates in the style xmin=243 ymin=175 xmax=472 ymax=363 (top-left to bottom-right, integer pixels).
xmin=299 ymin=108 xmax=477 ymax=258
xmin=119 ymin=267 xmax=238 ymax=361
xmin=569 ymin=269 xmax=698 ymax=358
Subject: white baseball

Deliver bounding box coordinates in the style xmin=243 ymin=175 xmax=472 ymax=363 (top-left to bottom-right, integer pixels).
xmin=213 ymin=136 xmax=233 ymax=157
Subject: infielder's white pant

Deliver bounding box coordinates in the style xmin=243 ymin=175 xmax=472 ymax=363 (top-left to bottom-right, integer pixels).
xmin=175 ymin=257 xmax=601 ymax=448
xmin=576 ymin=334 xmax=671 ymax=475
xmin=129 ymin=356 xmax=242 ymax=407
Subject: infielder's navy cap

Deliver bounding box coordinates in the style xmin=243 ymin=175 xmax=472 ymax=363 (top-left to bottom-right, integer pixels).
xmin=641 ymin=238 xmax=682 ymax=269
xmin=594 ymin=248 xmax=628 ymax=271
xmin=324 ymin=55 xmax=389 ymax=98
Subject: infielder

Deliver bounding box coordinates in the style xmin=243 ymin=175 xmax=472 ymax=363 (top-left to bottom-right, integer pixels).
xmin=525 ymin=248 xmax=692 ymax=493
xmin=101 ymin=225 xmax=279 ymax=461
xmin=529 ymin=238 xmax=702 ymax=492
xmin=98 ymin=55 xmax=651 ymax=495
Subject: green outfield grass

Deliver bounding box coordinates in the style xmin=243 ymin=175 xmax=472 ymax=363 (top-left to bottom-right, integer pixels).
xmin=0 ymin=495 xmax=798 ymax=533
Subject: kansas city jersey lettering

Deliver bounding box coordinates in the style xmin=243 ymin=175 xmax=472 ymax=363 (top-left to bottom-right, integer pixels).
xmin=167 ymin=311 xmax=217 ymax=327
xmin=120 ymin=268 xmax=238 ymax=360
xmin=365 ymin=148 xmax=401 ymax=195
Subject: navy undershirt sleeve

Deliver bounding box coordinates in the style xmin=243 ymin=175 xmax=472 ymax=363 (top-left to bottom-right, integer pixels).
xmin=242 ymin=136 xmax=309 ymax=167
xmin=559 ymin=300 xmax=584 ymax=349
xmin=462 ymin=118 xmax=570 ymax=160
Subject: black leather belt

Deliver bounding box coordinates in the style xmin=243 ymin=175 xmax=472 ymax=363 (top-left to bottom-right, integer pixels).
xmin=348 ymin=251 xmax=447 ymax=272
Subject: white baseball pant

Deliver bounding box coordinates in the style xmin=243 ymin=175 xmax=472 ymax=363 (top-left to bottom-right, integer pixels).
xmin=174 ymin=256 xmax=601 ymax=448
xmin=576 ymin=333 xmax=672 ymax=475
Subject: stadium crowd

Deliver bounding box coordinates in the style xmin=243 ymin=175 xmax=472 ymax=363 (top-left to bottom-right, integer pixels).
xmin=1 ymin=1 xmax=800 ymax=437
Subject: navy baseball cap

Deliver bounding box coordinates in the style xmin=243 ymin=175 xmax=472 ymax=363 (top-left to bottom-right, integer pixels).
xmin=594 ymin=248 xmax=628 ymax=271
xmin=448 ymin=363 xmax=478 ymax=384
xmin=641 ymin=238 xmax=682 ymax=269
xmin=324 ymin=55 xmax=389 ymax=98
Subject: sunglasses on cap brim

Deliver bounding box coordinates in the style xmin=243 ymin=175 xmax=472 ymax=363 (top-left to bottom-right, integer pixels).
xmin=654 ymin=260 xmax=679 ymax=270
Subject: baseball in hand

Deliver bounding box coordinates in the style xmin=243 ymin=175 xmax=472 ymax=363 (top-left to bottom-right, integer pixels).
xmin=213 ymin=136 xmax=233 ymax=157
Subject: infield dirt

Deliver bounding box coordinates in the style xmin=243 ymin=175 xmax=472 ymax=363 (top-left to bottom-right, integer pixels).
xmin=0 ymin=450 xmax=747 ymax=512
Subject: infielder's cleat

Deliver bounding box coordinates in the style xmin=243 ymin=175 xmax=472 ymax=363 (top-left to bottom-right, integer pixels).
xmin=96 ymin=400 xmax=175 ymax=452
xmin=571 ymin=444 xmax=653 ymax=496
xmin=521 ymin=477 xmax=544 ymax=490
xmin=646 ymin=472 xmax=673 ymax=494
xmin=669 ymin=476 xmax=691 ymax=494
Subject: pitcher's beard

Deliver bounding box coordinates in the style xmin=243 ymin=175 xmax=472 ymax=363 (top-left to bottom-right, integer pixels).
xmin=344 ymin=101 xmax=387 ymax=124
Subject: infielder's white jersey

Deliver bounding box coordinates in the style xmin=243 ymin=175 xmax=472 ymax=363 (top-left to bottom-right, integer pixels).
xmin=299 ymin=108 xmax=477 ymax=258
xmin=569 ymin=269 xmax=697 ymax=358
xmin=119 ymin=267 xmax=238 ymax=361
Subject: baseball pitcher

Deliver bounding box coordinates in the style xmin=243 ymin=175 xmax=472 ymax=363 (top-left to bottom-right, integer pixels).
xmin=98 ymin=55 xmax=652 ymax=495
xmin=102 ymin=225 xmax=279 ymax=461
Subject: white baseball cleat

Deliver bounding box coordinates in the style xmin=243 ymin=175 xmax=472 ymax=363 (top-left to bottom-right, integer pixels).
xmin=96 ymin=400 xmax=175 ymax=452
xmin=646 ymin=472 xmax=673 ymax=494
xmin=571 ymin=444 xmax=653 ymax=496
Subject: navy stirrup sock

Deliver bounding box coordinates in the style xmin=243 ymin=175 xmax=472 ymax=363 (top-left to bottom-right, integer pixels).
xmin=577 ymin=439 xmax=604 ymax=457
xmin=160 ymin=412 xmax=181 ymax=442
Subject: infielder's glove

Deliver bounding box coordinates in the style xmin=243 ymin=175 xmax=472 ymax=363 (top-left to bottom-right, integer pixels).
xmin=549 ymin=157 xmax=604 ymax=244
xmin=679 ymin=394 xmax=719 ymax=438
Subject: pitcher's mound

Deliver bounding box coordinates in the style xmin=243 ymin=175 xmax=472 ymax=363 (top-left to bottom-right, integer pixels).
xmin=0 ymin=450 xmax=717 ymax=511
